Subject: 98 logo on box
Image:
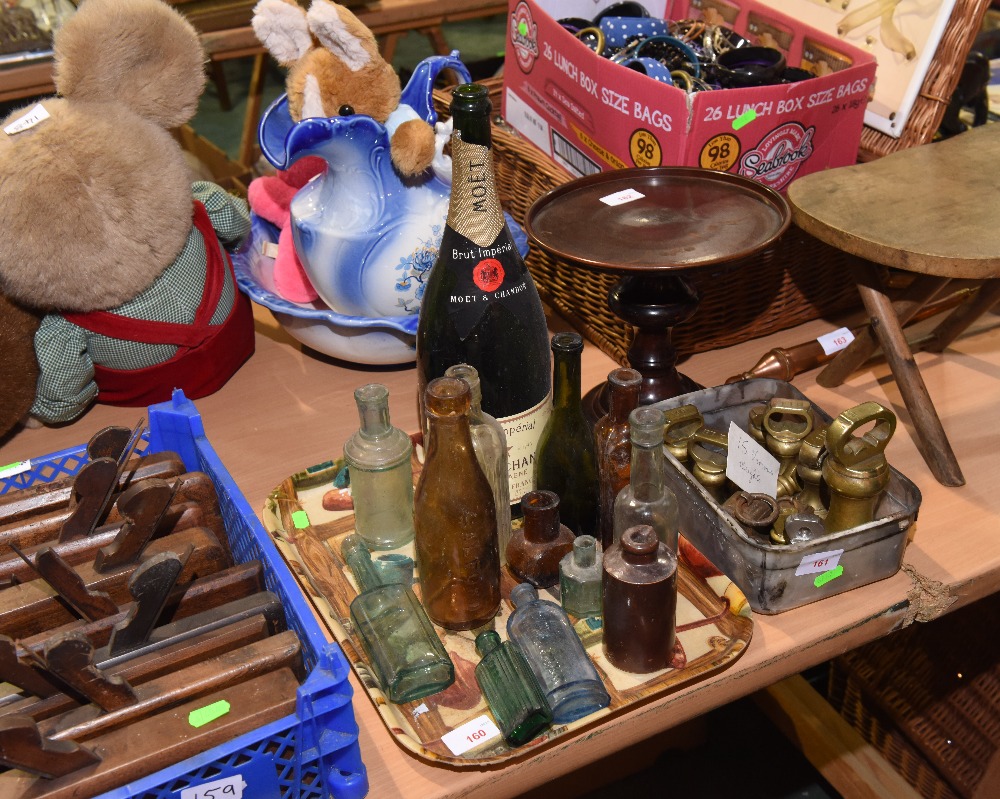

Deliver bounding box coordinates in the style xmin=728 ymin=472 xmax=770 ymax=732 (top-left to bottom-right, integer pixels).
xmin=699 ymin=133 xmax=741 ymax=172
xmin=629 ymin=128 xmax=662 ymax=167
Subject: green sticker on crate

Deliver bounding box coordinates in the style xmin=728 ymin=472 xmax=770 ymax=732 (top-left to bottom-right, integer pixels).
xmin=292 ymin=510 xmax=310 ymax=529
xmin=189 ymin=700 xmax=230 ymax=728
xmin=814 ymin=565 xmax=844 ymax=588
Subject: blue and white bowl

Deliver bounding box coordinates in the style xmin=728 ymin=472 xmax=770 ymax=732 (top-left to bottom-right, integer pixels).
xmin=234 ymin=214 xmax=530 ymax=366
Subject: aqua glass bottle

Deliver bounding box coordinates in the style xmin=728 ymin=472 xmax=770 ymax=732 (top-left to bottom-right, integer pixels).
xmin=506 ymin=582 xmax=610 ymax=724
xmin=343 ymin=384 xmax=414 ymax=551
xmin=535 ymin=332 xmax=599 ymax=538
xmin=445 ymin=363 xmax=512 ymax=565
xmin=559 ymin=535 xmax=602 ymax=619
xmin=342 ymin=535 xmax=454 ymax=703
xmin=612 ymin=406 xmax=679 ymax=550
xmin=474 ymin=630 xmax=552 ymax=747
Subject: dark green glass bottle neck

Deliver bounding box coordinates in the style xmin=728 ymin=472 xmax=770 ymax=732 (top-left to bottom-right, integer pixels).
xmin=552 ymin=349 xmax=583 ymax=408
xmin=450 ymin=83 xmax=493 ymax=148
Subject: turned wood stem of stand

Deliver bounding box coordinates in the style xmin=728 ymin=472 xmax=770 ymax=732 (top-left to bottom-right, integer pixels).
xmin=610 ymin=273 xmax=701 ymax=406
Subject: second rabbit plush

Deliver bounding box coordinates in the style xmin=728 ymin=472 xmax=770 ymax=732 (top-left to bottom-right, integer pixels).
xmin=249 ymin=0 xmax=438 ymax=302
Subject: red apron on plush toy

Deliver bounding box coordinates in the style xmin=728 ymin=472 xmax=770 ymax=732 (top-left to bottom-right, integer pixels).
xmin=0 ymin=0 xmax=254 ymax=424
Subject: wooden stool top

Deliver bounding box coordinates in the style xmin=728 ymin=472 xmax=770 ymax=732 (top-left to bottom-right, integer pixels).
xmin=787 ymin=124 xmax=1000 ymax=279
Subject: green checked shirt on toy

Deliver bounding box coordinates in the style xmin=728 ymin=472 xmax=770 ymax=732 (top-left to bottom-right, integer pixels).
xmin=31 ymin=182 xmax=251 ymax=424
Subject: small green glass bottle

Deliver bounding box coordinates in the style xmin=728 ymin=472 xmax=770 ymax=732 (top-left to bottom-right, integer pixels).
xmin=535 ymin=332 xmax=599 ymax=538
xmin=343 ymin=384 xmax=414 ymax=551
xmin=559 ymin=535 xmax=603 ymax=619
xmin=342 ymin=535 xmax=454 ymax=704
xmin=474 ymin=630 xmax=552 ymax=747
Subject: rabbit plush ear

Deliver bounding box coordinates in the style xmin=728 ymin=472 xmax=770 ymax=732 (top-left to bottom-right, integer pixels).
xmin=306 ymin=0 xmax=380 ymax=71
xmin=252 ymin=0 xmax=314 ymax=66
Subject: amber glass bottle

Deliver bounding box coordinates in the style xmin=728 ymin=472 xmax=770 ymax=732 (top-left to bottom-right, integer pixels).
xmin=505 ymin=489 xmax=575 ymax=589
xmin=593 ymin=367 xmax=642 ymax=548
xmin=413 ymin=376 xmax=501 ymax=630
xmin=535 ymin=332 xmax=599 ymax=537
xmin=416 ymin=83 xmax=552 ymax=513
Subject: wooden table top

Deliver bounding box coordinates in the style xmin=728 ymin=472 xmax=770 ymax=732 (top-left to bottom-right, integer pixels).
xmin=787 ymin=124 xmax=1000 ymax=279
xmin=3 ymin=302 xmax=1000 ymax=797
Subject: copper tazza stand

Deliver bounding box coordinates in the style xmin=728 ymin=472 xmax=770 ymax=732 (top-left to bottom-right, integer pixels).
xmin=524 ymin=167 xmax=791 ymax=421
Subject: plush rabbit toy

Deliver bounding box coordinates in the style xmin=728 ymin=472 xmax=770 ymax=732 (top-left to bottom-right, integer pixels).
xmin=248 ymin=0 xmax=438 ymax=302
xmin=0 ymin=0 xmax=254 ymax=425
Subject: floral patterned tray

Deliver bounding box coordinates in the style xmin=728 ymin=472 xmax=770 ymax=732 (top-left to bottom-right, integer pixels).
xmin=262 ymin=442 xmax=753 ymax=767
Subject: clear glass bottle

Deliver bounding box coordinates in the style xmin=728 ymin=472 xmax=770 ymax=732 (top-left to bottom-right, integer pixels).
xmin=593 ymin=367 xmax=642 ymax=548
xmin=445 ymin=363 xmax=512 ymax=564
xmin=559 ymin=535 xmax=602 ymax=619
xmin=343 ymin=384 xmax=414 ymax=551
xmin=341 ymin=535 xmax=454 ymax=703
xmin=612 ymin=406 xmax=678 ymax=549
xmin=506 ymin=582 xmax=610 ymax=724
xmin=413 ymin=377 xmax=501 ymax=631
xmin=474 ymin=630 xmax=552 ymax=747
xmin=506 ymin=490 xmax=575 ymax=589
xmin=416 ymin=83 xmax=552 ymax=511
xmin=602 ymin=524 xmax=677 ymax=674
xmin=535 ymin=332 xmax=599 ymax=538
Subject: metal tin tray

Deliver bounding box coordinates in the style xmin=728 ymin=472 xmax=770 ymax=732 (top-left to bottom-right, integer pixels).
xmin=653 ymin=379 xmax=922 ymax=615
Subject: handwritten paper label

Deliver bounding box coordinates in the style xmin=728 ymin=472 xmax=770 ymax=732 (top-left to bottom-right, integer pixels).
xmin=795 ymin=549 xmax=845 ymax=577
xmin=4 ymin=104 xmax=50 ymax=135
xmin=181 ymin=774 xmax=246 ymax=799
xmin=599 ymin=188 xmax=645 ymax=206
xmin=726 ymin=422 xmax=779 ymax=496
xmin=817 ymin=326 xmax=855 ymax=356
xmin=441 ymin=715 xmax=501 ymax=756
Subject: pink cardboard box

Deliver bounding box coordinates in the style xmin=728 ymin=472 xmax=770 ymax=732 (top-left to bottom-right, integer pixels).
xmin=502 ymin=0 xmax=876 ymax=191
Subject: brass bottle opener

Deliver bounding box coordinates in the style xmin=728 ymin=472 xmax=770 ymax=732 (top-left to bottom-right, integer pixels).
xmin=823 ymin=402 xmax=896 ymax=533
xmin=763 ymin=398 xmax=815 ymax=494
xmin=663 ymin=405 xmax=704 ymax=463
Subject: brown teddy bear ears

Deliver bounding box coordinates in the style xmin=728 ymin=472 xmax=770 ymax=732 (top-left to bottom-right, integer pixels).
xmin=54 ymin=0 xmax=207 ymax=129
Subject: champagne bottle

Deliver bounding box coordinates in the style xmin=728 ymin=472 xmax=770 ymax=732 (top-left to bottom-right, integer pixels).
xmin=416 ymin=83 xmax=552 ymax=511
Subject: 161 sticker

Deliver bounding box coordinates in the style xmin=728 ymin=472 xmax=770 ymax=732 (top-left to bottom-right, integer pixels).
xmin=699 ymin=133 xmax=740 ymax=172
xmin=795 ymin=549 xmax=844 ymax=577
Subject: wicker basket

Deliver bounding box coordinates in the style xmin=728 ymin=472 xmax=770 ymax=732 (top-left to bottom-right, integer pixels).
xmin=827 ymin=593 xmax=1000 ymax=799
xmin=858 ymin=0 xmax=992 ymax=160
xmin=486 ymin=117 xmax=864 ymax=365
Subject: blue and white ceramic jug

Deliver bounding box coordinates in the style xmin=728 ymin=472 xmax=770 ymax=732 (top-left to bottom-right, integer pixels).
xmin=258 ymin=53 xmax=472 ymax=319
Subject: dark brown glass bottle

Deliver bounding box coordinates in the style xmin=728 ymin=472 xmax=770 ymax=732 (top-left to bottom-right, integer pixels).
xmin=413 ymin=377 xmax=500 ymax=630
xmin=593 ymin=367 xmax=642 ymax=548
xmin=415 ymin=83 xmax=552 ymax=514
xmin=506 ymin=490 xmax=575 ymax=589
xmin=602 ymin=524 xmax=677 ymax=674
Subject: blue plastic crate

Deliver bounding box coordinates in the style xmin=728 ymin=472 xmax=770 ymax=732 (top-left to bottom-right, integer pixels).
xmin=0 ymin=390 xmax=369 ymax=799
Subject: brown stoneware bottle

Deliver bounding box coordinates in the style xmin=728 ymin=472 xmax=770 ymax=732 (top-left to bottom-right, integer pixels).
xmin=593 ymin=367 xmax=642 ymax=548
xmin=602 ymin=524 xmax=677 ymax=674
xmin=414 ymin=376 xmax=501 ymax=630
xmin=506 ymin=490 xmax=575 ymax=588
